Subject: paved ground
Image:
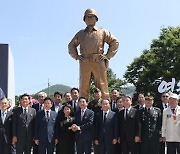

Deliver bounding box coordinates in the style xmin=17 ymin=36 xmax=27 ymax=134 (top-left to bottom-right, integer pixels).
xmin=31 ymin=147 xmax=168 ymax=154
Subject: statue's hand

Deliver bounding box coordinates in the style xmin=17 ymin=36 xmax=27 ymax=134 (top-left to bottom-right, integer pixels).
xmin=77 ymin=55 xmax=83 ymax=61
xmin=99 ymin=54 xmax=109 ymax=61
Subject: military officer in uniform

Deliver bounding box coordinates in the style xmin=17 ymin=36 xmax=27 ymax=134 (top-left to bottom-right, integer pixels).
xmin=68 ymin=8 xmax=119 ymax=99
xmin=139 ymin=94 xmax=161 ymax=154
xmin=88 ymin=88 xmax=102 ymax=154
xmin=88 ymin=88 xmax=102 ymax=114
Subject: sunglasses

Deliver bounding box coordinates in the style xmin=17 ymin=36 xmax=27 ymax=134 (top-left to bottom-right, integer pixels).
xmin=162 ymin=96 xmax=169 ymax=98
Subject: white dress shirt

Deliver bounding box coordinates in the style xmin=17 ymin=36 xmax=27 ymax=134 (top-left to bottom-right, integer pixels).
xmin=162 ymin=103 xmax=168 ymax=109
xmin=54 ymin=103 xmax=62 ymax=113
xmin=81 ymin=108 xmax=87 ymax=120
xmin=44 ymin=109 xmax=51 ymax=118
xmin=1 ymin=110 xmax=7 ymax=124
xmin=103 ymin=110 xmax=110 ymax=120
xmin=124 ymin=107 xmax=131 ymax=120
xmin=22 ymin=107 xmax=28 ymax=113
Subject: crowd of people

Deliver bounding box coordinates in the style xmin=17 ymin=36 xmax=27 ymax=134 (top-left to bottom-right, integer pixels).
xmin=0 ymin=87 xmax=179 ymax=154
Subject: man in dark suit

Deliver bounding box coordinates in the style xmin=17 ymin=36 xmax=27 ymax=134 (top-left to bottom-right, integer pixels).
xmin=110 ymin=89 xmax=120 ymax=110
xmin=134 ymin=93 xmax=145 ymax=110
xmin=0 ymin=97 xmax=13 ymax=153
xmin=50 ymin=91 xmax=63 ymax=154
xmin=155 ymin=92 xmax=169 ymax=154
xmin=112 ymin=97 xmax=124 ymax=113
xmin=32 ymin=91 xmax=47 ymax=112
xmin=34 ymin=97 xmax=58 ymax=154
xmin=133 ymin=93 xmax=145 ymax=154
xmin=118 ymin=96 xmax=140 ymax=154
xmin=112 ymin=97 xmax=124 ymax=154
xmin=64 ymin=92 xmax=72 ymax=103
xmin=71 ymin=96 xmax=94 ymax=154
xmin=51 ymin=91 xmax=63 ymax=113
xmin=32 ymin=91 xmax=47 ymax=154
xmin=12 ymin=93 xmax=36 ymax=154
xmin=94 ymin=99 xmax=118 ymax=154
xmin=68 ymin=88 xmax=80 ymax=112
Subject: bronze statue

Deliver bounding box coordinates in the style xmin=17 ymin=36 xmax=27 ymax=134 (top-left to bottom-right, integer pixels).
xmin=68 ymin=8 xmax=119 ymax=99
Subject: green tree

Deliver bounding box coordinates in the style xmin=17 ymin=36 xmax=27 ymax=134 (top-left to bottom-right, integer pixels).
xmin=107 ymin=68 xmax=126 ymax=92
xmin=15 ymin=95 xmax=19 ymax=107
xmin=124 ymin=26 xmax=180 ymax=100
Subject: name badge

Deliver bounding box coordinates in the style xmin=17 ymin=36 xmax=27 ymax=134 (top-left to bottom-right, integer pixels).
xmin=167 ymin=114 xmax=171 ymax=118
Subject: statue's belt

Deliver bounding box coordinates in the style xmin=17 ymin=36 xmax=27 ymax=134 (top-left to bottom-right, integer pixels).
xmin=81 ymin=54 xmax=109 ymax=68
xmin=81 ymin=54 xmax=101 ymax=62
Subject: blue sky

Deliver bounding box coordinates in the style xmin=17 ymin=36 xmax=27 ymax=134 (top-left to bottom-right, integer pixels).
xmin=0 ymin=0 xmax=180 ymax=95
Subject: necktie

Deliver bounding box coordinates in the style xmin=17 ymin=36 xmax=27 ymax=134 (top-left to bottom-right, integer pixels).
xmin=104 ymin=112 xmax=107 ymax=124
xmin=46 ymin=111 xmax=49 ymax=122
xmin=171 ymin=108 xmax=175 ymax=114
xmin=74 ymin=101 xmax=77 ymax=112
xmin=164 ymin=104 xmax=167 ymax=108
xmin=113 ymin=101 xmax=116 ymax=110
xmin=40 ymin=104 xmax=43 ymax=110
xmin=139 ymin=105 xmax=142 ymax=110
xmin=24 ymin=109 xmax=27 ymax=122
xmin=24 ymin=108 xmax=27 ymax=113
xmin=125 ymin=109 xmax=128 ymax=120
xmin=172 ymin=109 xmax=176 ymax=120
xmin=2 ymin=112 xmax=5 ymax=124
xmin=81 ymin=110 xmax=84 ymax=121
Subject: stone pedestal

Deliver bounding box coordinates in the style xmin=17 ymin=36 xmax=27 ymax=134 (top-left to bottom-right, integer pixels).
xmin=0 ymin=44 xmax=15 ymax=107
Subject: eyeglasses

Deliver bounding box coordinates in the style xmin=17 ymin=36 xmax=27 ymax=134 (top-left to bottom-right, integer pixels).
xmin=162 ymin=96 xmax=169 ymax=98
xmin=38 ymin=96 xmax=44 ymax=98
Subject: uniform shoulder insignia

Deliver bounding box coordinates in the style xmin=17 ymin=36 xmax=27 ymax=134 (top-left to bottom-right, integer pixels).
xmin=153 ymin=107 xmax=161 ymax=112
xmin=139 ymin=108 xmax=144 ymax=111
xmin=133 ymin=108 xmax=137 ymax=111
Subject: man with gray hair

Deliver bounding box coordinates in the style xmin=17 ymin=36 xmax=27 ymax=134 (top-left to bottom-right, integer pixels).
xmin=32 ymin=91 xmax=47 ymax=154
xmin=32 ymin=92 xmax=47 ymax=112
xmin=162 ymin=93 xmax=180 ymax=154
xmin=0 ymin=97 xmax=13 ymax=153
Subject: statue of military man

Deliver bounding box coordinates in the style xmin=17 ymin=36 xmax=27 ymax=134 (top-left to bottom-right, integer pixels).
xmin=68 ymin=8 xmax=119 ymax=99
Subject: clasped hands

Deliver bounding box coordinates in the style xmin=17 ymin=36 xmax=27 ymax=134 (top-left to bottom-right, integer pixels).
xmin=68 ymin=124 xmax=80 ymax=132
